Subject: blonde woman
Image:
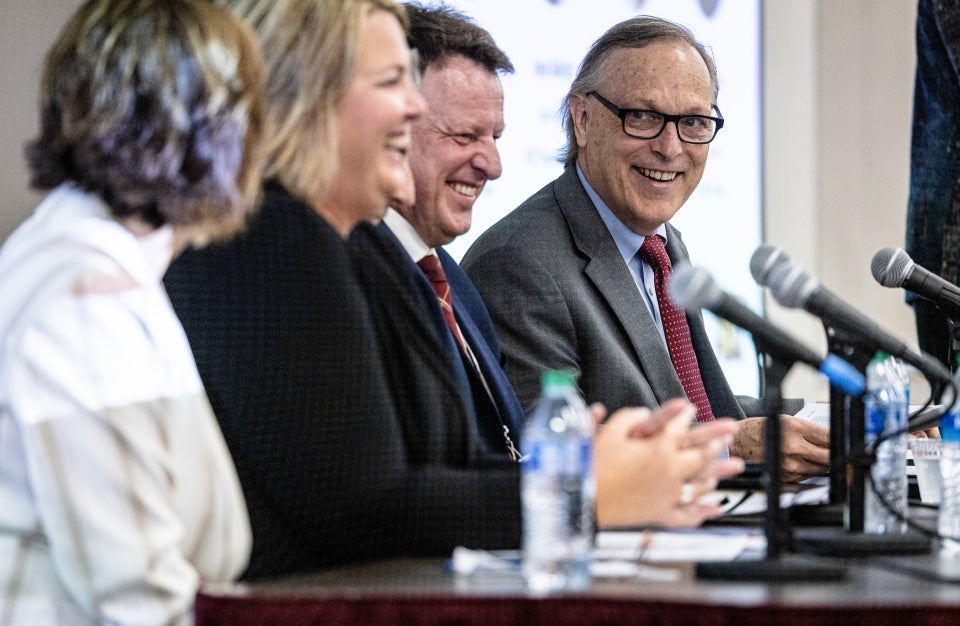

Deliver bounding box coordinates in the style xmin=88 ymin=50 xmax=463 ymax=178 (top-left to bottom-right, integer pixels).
xmin=164 ymin=0 xmax=429 ymax=579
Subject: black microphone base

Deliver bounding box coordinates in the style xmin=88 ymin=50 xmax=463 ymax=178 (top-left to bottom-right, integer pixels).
xmin=792 ymin=527 xmax=931 ymax=557
xmin=788 ymin=502 xmax=844 ymax=527
xmin=696 ymin=554 xmax=846 ymax=581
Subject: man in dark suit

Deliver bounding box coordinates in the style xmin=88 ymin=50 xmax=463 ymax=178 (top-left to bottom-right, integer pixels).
xmin=463 ymin=16 xmax=829 ymax=483
xmin=377 ymin=3 xmax=524 ymax=462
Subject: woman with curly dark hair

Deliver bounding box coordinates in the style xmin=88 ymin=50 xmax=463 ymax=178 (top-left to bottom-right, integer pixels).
xmin=0 ymin=0 xmax=265 ymax=623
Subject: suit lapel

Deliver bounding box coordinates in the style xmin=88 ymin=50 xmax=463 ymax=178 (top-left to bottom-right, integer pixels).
xmin=375 ymin=222 xmax=479 ymax=408
xmin=555 ymin=168 xmax=686 ymax=402
xmin=439 ymin=248 xmax=527 ymax=434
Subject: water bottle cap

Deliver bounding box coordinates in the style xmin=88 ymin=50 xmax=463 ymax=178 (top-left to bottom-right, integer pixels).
xmin=541 ymin=370 xmax=576 ymax=390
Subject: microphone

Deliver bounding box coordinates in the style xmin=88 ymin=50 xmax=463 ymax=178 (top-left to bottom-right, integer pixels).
xmin=668 ymin=264 xmax=865 ymax=396
xmin=871 ymin=247 xmax=960 ymax=319
xmin=749 ymin=243 xmax=792 ymax=286
xmin=760 ymin=257 xmax=952 ymax=386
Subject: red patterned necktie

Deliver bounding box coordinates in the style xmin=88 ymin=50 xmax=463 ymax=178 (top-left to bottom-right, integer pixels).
xmin=417 ymin=254 xmax=468 ymax=353
xmin=637 ymin=236 xmax=715 ymax=422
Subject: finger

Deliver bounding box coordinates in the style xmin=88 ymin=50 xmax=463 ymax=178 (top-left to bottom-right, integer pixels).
xmin=589 ymin=402 xmax=608 ymax=426
xmin=667 ymin=445 xmax=721 ymax=487
xmin=681 ymin=418 xmax=738 ymax=449
xmin=783 ymin=438 xmax=830 ymax=468
xmin=601 ymin=405 xmax=653 ymax=437
xmin=686 ymin=502 xmax=727 ymax=522
xmin=783 ymin=415 xmax=831 ymax=447
xmin=685 ymin=476 xmax=718 ymax=502
xmin=690 ymin=457 xmax=746 ymax=483
xmin=781 ymin=457 xmax=829 ymax=483
xmin=626 ymin=398 xmax=693 ymax=438
xmin=663 ymin=502 xmax=725 ymax=528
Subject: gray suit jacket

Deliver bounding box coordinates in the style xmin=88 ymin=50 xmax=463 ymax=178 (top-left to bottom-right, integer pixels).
xmin=462 ymin=166 xmax=747 ymax=420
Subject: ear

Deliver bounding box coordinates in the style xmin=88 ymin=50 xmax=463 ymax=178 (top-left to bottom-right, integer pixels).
xmin=568 ymin=93 xmax=590 ymax=150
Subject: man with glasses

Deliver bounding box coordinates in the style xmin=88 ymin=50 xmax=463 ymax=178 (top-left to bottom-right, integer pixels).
xmin=463 ymin=15 xmax=830 ymax=482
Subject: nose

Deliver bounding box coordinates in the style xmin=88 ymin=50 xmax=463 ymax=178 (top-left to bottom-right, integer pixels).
xmin=408 ymin=90 xmax=427 ymax=119
xmin=472 ymin=139 xmax=502 ymax=180
xmin=405 ymin=77 xmax=427 ymax=120
xmin=648 ymin=120 xmax=684 ymax=159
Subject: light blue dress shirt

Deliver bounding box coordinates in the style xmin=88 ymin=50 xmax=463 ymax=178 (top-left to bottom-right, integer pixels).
xmin=576 ymin=164 xmax=669 ymax=348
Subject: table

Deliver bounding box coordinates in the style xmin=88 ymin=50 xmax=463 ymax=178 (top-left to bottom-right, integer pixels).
xmin=196 ymin=549 xmax=960 ymax=626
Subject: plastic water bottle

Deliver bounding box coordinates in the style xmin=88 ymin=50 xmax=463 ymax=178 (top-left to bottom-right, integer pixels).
xmin=939 ymin=360 xmax=960 ymax=551
xmin=521 ymin=370 xmax=595 ymax=593
xmin=890 ymin=356 xmax=911 ymax=407
xmin=863 ymin=352 xmax=908 ymax=534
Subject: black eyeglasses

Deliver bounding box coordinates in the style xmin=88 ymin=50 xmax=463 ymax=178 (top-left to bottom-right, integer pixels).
xmin=588 ymin=91 xmax=724 ymax=145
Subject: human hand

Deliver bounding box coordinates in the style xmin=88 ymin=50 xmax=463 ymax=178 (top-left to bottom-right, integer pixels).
xmin=594 ymin=399 xmax=744 ymax=529
xmin=729 ymin=415 xmax=829 ymax=483
xmin=909 ymin=426 xmax=940 ymax=439
xmin=591 ymin=400 xmax=739 ymax=445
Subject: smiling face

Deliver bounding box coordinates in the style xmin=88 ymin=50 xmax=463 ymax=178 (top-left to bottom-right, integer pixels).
xmin=400 ymin=54 xmax=504 ymax=248
xmin=324 ymin=8 xmax=425 ymax=236
xmin=571 ymin=40 xmax=714 ymax=236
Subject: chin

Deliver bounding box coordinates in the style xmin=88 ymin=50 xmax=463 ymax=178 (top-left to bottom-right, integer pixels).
xmin=365 ymin=201 xmax=390 ymax=223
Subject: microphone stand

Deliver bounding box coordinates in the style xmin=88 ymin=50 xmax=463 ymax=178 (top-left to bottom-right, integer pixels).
xmin=697 ymin=351 xmax=846 ymax=580
xmin=949 ymin=317 xmax=960 ymax=377
xmin=788 ymin=324 xmax=873 ymax=527
xmin=792 ymin=325 xmax=931 ymax=556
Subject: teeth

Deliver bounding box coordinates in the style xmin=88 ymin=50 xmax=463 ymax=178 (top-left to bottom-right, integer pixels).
xmin=449 ymin=183 xmax=478 ymax=197
xmin=640 ymin=167 xmax=677 ymax=181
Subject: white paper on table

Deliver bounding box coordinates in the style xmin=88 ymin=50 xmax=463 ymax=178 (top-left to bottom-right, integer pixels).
xmin=698 ymin=478 xmax=830 ymax=517
xmin=594 ymin=528 xmax=765 ymax=563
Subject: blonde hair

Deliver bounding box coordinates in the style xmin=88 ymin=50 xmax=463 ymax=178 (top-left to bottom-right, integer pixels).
xmin=29 ymin=0 xmax=266 ymax=242
xmin=216 ymin=0 xmax=407 ymax=206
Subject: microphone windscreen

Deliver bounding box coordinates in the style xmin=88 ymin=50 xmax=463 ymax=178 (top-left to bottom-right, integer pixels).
xmin=768 ymin=262 xmax=818 ymax=309
xmin=668 ymin=263 xmax=722 ymax=310
xmin=749 ymin=244 xmax=792 ymax=286
xmin=870 ymin=247 xmax=913 ymax=288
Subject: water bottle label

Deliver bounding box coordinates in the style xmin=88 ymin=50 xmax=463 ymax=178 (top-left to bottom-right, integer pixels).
xmin=524 ymin=441 xmax=591 ymax=474
xmin=578 ymin=440 xmax=592 ymax=472
xmin=865 ymin=405 xmax=885 ymax=438
xmin=943 ymin=412 xmax=960 ymax=442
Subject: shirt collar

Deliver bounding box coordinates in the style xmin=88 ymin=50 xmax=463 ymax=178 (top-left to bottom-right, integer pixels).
xmin=575 ymin=163 xmax=667 ymax=263
xmin=383 ymin=208 xmax=434 ymax=262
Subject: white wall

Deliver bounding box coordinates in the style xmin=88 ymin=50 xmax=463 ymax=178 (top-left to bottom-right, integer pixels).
xmin=763 ymin=1 xmax=922 ymax=402
xmin=0 ymin=1 xmax=82 ymax=244
xmin=0 ymin=1 xmax=924 ymax=401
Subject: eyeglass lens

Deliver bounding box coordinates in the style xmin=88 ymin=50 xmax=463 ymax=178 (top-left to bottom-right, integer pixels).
xmin=624 ymin=111 xmax=716 ymax=143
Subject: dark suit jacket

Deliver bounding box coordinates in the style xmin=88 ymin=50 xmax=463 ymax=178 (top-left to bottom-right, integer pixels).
xmin=164 ymin=183 xmax=520 ymax=580
xmin=462 ymin=166 xmax=746 ymax=420
xmin=375 ymin=223 xmax=525 ymax=454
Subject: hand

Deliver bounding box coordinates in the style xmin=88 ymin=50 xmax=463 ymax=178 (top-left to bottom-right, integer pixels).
xmin=594 ymin=399 xmax=744 ymax=529
xmin=910 ymin=426 xmax=940 ymax=439
xmin=729 ymin=415 xmax=829 ymax=483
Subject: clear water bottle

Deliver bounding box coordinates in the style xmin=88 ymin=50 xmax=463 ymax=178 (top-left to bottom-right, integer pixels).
xmin=521 ymin=370 xmax=595 ymax=593
xmin=890 ymin=356 xmax=911 ymax=407
xmin=938 ymin=360 xmax=960 ymax=551
xmin=863 ymin=351 xmax=908 ymax=534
